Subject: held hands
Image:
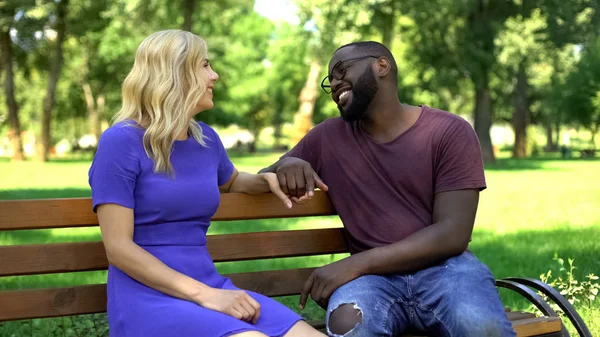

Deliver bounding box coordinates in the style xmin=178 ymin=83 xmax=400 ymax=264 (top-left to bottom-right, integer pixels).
xmin=299 ymin=256 xmax=365 ymax=310
xmin=274 ymin=157 xmax=328 ymax=203
xmin=195 ymin=288 xmax=261 ymax=324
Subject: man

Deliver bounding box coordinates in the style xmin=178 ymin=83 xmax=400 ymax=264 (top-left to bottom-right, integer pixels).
xmin=260 ymin=41 xmax=515 ymax=337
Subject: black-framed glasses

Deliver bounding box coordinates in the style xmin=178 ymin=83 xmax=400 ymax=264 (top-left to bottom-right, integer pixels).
xmin=320 ymin=55 xmax=379 ymax=94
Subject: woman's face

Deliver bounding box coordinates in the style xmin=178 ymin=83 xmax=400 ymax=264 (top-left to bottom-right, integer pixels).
xmin=192 ymin=58 xmax=219 ymax=115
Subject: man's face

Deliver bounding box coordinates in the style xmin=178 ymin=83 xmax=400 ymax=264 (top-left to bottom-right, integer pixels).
xmin=327 ymin=48 xmax=379 ymax=122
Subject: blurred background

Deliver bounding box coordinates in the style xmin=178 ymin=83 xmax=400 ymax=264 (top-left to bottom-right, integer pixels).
xmin=0 ymin=0 xmax=599 ymax=336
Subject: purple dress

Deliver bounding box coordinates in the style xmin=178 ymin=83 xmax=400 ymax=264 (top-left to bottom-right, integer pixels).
xmin=88 ymin=121 xmax=302 ymax=337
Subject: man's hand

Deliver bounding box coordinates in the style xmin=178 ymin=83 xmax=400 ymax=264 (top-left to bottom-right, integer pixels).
xmin=275 ymin=157 xmax=328 ymax=200
xmin=299 ymin=255 xmax=366 ymax=310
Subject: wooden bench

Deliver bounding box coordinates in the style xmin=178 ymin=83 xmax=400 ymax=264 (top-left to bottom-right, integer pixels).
xmin=0 ymin=191 xmax=592 ymax=336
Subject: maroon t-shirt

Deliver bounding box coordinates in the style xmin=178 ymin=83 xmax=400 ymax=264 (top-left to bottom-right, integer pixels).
xmin=284 ymin=106 xmax=486 ymax=254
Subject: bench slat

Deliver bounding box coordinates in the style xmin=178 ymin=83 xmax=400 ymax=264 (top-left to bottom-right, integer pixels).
xmin=0 ymin=192 xmax=336 ymax=231
xmin=0 ymin=229 xmax=347 ymax=276
xmin=513 ymin=316 xmax=562 ymax=337
xmin=0 ymin=268 xmax=315 ymax=321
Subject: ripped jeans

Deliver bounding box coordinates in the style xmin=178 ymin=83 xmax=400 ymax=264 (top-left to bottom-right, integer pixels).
xmin=325 ymin=251 xmax=516 ymax=337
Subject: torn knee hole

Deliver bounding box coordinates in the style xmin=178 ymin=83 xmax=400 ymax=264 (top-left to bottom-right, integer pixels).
xmin=329 ymin=303 xmax=363 ymax=335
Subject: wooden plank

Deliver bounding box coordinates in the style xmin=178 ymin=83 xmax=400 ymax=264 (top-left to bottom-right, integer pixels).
xmin=228 ymin=268 xmax=314 ymax=297
xmin=512 ymin=316 xmax=562 ymax=336
xmin=506 ymin=311 xmax=537 ymax=321
xmin=0 ymin=284 xmax=107 ymax=321
xmin=213 ymin=191 xmax=336 ymax=221
xmin=0 ymin=241 xmax=107 ymax=276
xmin=0 ymin=268 xmax=315 ymax=321
xmin=0 ymin=229 xmax=347 ymax=276
xmin=0 ymin=198 xmax=96 ymax=230
xmin=0 ymin=191 xmax=336 ymax=231
xmin=208 ymin=228 xmax=348 ymax=262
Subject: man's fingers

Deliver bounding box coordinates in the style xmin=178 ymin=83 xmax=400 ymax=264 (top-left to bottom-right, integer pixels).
xmin=295 ymin=171 xmax=306 ymax=197
xmin=299 ymin=273 xmax=315 ymax=310
xmin=277 ymin=173 xmax=288 ymax=195
xmin=304 ymin=168 xmax=315 ymax=197
xmin=286 ymin=173 xmax=297 ymax=198
xmin=314 ymin=173 xmax=329 ymax=191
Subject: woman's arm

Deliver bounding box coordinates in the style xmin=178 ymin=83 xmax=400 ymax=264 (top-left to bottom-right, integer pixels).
xmin=97 ymin=203 xmax=261 ymax=323
xmin=219 ymin=168 xmax=294 ymax=208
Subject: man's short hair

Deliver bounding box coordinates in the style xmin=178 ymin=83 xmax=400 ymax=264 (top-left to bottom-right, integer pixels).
xmin=335 ymin=41 xmax=398 ymax=81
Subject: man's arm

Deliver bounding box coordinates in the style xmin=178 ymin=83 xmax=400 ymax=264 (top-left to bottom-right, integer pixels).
xmin=358 ymin=188 xmax=477 ymax=274
xmin=300 ymin=188 xmax=478 ymax=309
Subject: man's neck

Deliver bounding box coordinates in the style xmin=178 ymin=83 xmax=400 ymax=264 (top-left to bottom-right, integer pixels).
xmin=360 ymin=91 xmax=419 ymax=143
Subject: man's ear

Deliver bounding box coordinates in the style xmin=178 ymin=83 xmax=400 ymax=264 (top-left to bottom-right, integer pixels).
xmin=375 ymin=57 xmax=391 ymax=77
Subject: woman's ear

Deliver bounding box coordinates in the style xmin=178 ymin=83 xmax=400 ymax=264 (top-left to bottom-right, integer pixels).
xmin=376 ymin=57 xmax=391 ymax=77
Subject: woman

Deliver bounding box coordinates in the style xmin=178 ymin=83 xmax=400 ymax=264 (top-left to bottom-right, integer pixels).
xmin=88 ymin=30 xmax=325 ymax=337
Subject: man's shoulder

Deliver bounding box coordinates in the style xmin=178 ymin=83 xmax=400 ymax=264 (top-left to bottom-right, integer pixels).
xmin=305 ymin=116 xmax=349 ymax=138
xmin=422 ymin=106 xmax=471 ymax=128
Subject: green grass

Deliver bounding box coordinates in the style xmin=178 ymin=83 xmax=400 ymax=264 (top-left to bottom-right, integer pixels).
xmin=1 ymin=152 xmax=599 ymax=336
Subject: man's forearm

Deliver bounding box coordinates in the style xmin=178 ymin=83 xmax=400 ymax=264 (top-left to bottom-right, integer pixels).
xmin=353 ymin=221 xmax=471 ymax=276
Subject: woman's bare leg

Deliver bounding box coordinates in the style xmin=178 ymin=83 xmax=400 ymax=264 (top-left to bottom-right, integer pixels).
xmin=283 ymin=321 xmax=327 ymax=337
xmin=229 ymin=331 xmax=268 ymax=337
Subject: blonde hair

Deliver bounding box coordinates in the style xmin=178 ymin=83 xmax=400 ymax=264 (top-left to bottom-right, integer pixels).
xmin=114 ymin=29 xmax=209 ymax=175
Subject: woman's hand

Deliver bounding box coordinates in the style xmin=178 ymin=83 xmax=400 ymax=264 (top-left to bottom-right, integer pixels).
xmin=194 ymin=288 xmax=261 ymax=324
xmin=259 ymin=172 xmax=295 ymax=209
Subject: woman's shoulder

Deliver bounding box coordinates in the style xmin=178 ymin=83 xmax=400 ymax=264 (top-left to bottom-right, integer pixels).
xmin=98 ymin=120 xmax=144 ymax=148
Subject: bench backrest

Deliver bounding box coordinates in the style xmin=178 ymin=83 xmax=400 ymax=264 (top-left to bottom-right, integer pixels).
xmin=0 ymin=191 xmax=346 ymax=321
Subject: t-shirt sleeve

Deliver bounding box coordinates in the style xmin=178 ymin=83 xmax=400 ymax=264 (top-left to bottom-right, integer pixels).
xmin=88 ymin=126 xmax=140 ymax=212
xmin=281 ymin=123 xmax=324 ymax=174
xmin=434 ymin=118 xmax=487 ymax=193
xmin=205 ymin=124 xmax=235 ymax=186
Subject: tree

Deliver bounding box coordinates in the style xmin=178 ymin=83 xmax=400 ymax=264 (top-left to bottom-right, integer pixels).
xmin=0 ymin=0 xmax=41 ymax=160
xmin=401 ymin=0 xmax=522 ymax=163
xmin=496 ymin=9 xmax=547 ymax=158
xmin=0 ymin=2 xmax=25 ymax=160
xmin=562 ymin=38 xmax=600 ymax=148
xmin=38 ymin=0 xmax=69 ymax=161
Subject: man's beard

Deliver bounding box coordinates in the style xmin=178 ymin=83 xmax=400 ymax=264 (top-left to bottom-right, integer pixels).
xmin=338 ymin=67 xmax=379 ymax=122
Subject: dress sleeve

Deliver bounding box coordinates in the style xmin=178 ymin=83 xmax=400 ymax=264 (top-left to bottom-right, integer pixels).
xmin=88 ymin=126 xmax=140 ymax=212
xmin=203 ymin=123 xmax=235 ymax=186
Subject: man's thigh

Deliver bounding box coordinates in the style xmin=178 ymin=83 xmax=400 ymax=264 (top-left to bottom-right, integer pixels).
xmin=326 ymin=274 xmax=410 ymax=336
xmin=411 ymin=251 xmax=515 ymax=337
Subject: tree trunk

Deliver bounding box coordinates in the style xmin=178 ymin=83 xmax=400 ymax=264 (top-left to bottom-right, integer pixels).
xmin=473 ymin=84 xmax=496 ymax=164
xmin=512 ymin=61 xmax=528 ymax=158
xmin=272 ymin=95 xmax=284 ymax=150
xmin=0 ymin=20 xmax=25 ymax=161
xmin=380 ymin=0 xmax=397 ymax=49
xmin=468 ymin=0 xmax=496 ymax=164
xmin=554 ymin=120 xmax=560 ymax=148
xmin=82 ymin=82 xmax=103 ymax=143
xmin=38 ymin=0 xmax=69 ymax=161
xmin=96 ymin=94 xmax=105 ymax=140
xmin=545 ymin=122 xmax=556 ymax=152
xmin=182 ymin=0 xmax=196 ymax=31
xmin=292 ymin=60 xmax=321 ymax=144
